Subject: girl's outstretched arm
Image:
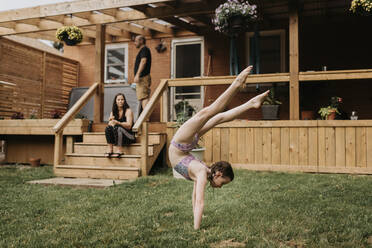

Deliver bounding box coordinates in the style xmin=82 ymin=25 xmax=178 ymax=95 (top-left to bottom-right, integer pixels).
xmin=193 ymin=173 xmax=207 ymax=229
xmin=192 ymin=181 xmax=196 ymax=213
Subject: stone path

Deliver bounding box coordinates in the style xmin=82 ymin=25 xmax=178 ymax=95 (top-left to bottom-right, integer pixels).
xmin=27 ymin=177 xmax=128 ymax=188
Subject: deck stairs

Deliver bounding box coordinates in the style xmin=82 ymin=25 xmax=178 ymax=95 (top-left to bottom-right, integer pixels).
xmin=54 ymin=123 xmax=167 ymax=180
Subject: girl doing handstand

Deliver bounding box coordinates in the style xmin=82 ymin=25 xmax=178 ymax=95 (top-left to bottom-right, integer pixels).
xmin=169 ymin=66 xmax=269 ymax=229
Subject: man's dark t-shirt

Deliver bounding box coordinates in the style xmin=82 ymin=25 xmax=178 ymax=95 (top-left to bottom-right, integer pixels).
xmin=134 ymin=46 xmax=151 ymax=77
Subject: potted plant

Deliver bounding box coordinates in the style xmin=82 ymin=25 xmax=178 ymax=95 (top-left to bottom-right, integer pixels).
xmin=212 ymin=0 xmax=258 ymax=35
xmin=261 ymin=87 xmax=282 ymax=120
xmin=29 ymin=157 xmax=41 ymax=167
xmin=51 ymin=109 xmax=62 ymax=119
xmin=56 ymin=26 xmax=83 ymax=46
xmin=11 ymin=112 xmax=24 ymax=119
xmin=318 ymin=96 xmax=343 ymax=120
xmin=350 ymin=0 xmax=372 ymax=15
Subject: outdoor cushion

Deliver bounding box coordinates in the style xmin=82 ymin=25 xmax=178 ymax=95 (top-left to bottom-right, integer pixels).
xmin=67 ymin=85 xmax=141 ymax=123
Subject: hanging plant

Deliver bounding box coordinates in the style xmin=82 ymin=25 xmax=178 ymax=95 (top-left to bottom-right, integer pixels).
xmin=350 ymin=0 xmax=372 ymax=15
xmin=56 ymin=26 xmax=83 ymax=46
xmin=212 ymin=0 xmax=258 ymax=35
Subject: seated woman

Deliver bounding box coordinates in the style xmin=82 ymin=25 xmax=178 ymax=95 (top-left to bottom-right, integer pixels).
xmin=105 ymin=93 xmax=136 ymax=158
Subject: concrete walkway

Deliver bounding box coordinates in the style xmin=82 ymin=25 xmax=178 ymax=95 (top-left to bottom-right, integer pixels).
xmin=27 ymin=177 xmax=128 ymax=188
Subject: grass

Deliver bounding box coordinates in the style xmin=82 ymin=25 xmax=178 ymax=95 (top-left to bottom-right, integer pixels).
xmin=0 ymin=165 xmax=371 ymax=248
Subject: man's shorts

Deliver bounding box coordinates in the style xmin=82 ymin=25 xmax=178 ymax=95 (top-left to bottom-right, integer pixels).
xmin=136 ymin=74 xmax=151 ymax=101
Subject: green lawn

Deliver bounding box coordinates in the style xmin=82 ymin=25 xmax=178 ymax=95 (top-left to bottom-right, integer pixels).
xmin=0 ymin=165 xmax=371 ymax=248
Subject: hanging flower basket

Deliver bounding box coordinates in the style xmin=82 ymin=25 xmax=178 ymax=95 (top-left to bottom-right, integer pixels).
xmin=212 ymin=0 xmax=258 ymax=36
xmin=56 ymin=26 xmax=83 ymax=46
xmin=350 ymin=0 xmax=372 ymax=16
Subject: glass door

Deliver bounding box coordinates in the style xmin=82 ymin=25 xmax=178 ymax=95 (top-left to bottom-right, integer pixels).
xmin=171 ymin=37 xmax=204 ymax=120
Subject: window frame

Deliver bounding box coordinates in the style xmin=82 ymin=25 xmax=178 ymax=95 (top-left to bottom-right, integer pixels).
xmin=170 ymin=37 xmax=205 ymax=120
xmin=104 ymin=43 xmax=129 ymax=84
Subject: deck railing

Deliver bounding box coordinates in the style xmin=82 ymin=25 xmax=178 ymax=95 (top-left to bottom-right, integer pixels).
xmin=53 ymin=82 xmax=99 ymax=167
xmin=51 ymin=69 xmax=372 ymax=175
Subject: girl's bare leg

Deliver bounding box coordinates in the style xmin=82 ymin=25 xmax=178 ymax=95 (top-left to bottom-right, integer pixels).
xmin=198 ymin=90 xmax=270 ymax=136
xmin=173 ymin=66 xmax=253 ymax=143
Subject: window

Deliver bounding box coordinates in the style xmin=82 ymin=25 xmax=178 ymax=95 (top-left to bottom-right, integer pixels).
xmin=245 ymin=30 xmax=286 ymax=73
xmin=105 ymin=43 xmax=128 ymax=83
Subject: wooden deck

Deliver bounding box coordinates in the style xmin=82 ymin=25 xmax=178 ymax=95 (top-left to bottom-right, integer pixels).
xmin=0 ymin=119 xmax=89 ymax=164
xmin=167 ymin=120 xmax=372 ymax=175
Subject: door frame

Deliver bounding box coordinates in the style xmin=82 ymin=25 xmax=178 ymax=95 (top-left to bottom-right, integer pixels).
xmin=170 ymin=36 xmax=205 ymax=120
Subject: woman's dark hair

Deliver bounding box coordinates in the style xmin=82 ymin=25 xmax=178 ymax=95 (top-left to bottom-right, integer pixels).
xmin=208 ymin=161 xmax=234 ymax=181
xmin=112 ymin=93 xmax=130 ymax=120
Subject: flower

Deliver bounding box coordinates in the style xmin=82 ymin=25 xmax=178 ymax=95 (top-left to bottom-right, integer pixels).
xmin=212 ymin=0 xmax=258 ymax=34
xmin=329 ymin=96 xmax=342 ymax=109
xmin=350 ymin=0 xmax=372 ymax=14
xmin=56 ymin=26 xmax=83 ymax=45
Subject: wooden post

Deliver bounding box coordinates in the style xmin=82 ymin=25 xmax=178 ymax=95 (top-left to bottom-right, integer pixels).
xmin=160 ymin=86 xmax=169 ymax=122
xmin=41 ymin=52 xmax=46 ymax=118
xmin=289 ymin=8 xmax=300 ymax=120
xmin=53 ymin=130 xmax=63 ymax=169
xmin=141 ymin=122 xmax=149 ymax=176
xmin=66 ymin=136 xmax=74 ymax=154
xmin=94 ymin=24 xmax=106 ymax=123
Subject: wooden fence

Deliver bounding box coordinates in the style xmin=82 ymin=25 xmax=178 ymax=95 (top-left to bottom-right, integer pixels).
xmin=0 ymin=38 xmax=79 ymax=119
xmin=166 ymin=120 xmax=372 ymax=174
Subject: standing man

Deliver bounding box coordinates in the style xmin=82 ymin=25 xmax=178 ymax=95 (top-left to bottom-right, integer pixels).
xmin=133 ymin=35 xmax=152 ymax=110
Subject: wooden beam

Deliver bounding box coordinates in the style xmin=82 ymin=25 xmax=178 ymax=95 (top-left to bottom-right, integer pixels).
xmin=299 ymin=69 xmax=372 ymax=81
xmin=160 ymin=16 xmax=200 ymax=34
xmin=167 ymin=73 xmax=290 ymax=87
xmin=94 ymin=24 xmax=105 ymax=123
xmin=140 ymin=121 xmax=149 ymax=176
xmin=41 ymin=52 xmax=46 ymax=118
xmin=111 ymin=22 xmax=151 ymax=36
xmin=54 ymin=131 xmax=63 ymax=167
xmin=289 ymin=9 xmax=299 ymax=120
xmin=0 ymin=2 xmax=216 ymax=36
xmin=0 ymin=0 xmax=174 ymax=23
xmin=132 ymin=20 xmax=174 ymax=34
xmin=130 ymin=4 xmax=208 ymax=34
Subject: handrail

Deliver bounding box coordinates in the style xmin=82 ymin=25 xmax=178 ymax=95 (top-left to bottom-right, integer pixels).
xmin=132 ymin=79 xmax=168 ymax=132
xmin=0 ymin=80 xmax=16 ymax=86
xmin=53 ymin=82 xmax=99 ymax=133
xmin=166 ymin=73 xmax=290 ymax=86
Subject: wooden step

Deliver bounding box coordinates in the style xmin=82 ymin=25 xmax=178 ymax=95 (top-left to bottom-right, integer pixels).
xmin=83 ymin=132 xmax=162 ymax=144
xmin=55 ymin=165 xmax=140 ymax=179
xmin=65 ymin=153 xmax=141 ymax=167
xmin=73 ymin=143 xmax=154 ymax=156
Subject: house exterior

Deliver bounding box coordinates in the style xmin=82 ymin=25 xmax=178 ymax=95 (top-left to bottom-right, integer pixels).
xmin=1 ymin=0 xmax=371 ymax=176
xmin=61 ymin=0 xmax=372 ymax=122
